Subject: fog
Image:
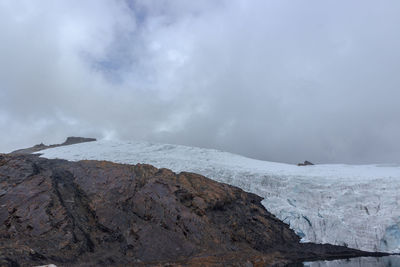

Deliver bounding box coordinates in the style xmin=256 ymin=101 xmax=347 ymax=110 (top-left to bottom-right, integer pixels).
xmin=1 ymin=0 xmax=400 ymax=164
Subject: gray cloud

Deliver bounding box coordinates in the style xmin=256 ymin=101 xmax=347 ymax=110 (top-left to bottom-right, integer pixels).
xmin=1 ymin=0 xmax=400 ymax=164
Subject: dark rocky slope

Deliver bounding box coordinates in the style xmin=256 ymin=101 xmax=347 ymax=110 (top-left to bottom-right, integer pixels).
xmin=0 ymin=154 xmax=387 ymax=266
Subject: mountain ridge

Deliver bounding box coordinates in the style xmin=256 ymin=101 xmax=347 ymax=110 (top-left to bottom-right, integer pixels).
xmin=10 ymin=137 xmax=96 ymax=154
xmin=0 ymin=153 xmax=388 ymax=266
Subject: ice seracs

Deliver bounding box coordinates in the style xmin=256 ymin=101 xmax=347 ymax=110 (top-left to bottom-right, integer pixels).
xmin=36 ymin=140 xmax=400 ymax=253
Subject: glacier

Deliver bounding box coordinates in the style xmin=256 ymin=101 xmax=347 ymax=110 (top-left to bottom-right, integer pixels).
xmin=304 ymin=255 xmax=400 ymax=267
xmin=36 ymin=140 xmax=400 ymax=253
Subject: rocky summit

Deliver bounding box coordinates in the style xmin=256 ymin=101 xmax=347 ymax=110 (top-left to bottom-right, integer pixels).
xmin=0 ymin=154 xmax=387 ymax=266
xmin=10 ymin=137 xmax=96 ymax=155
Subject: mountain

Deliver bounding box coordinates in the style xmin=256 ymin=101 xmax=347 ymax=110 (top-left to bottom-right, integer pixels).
xmin=36 ymin=140 xmax=400 ymax=253
xmin=0 ymin=153 xmax=386 ymax=266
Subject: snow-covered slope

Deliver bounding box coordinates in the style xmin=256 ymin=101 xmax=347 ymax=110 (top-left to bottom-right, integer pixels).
xmin=37 ymin=140 xmax=400 ymax=253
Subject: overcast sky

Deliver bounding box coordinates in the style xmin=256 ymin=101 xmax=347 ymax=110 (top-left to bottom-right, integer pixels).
xmin=1 ymin=0 xmax=400 ymax=164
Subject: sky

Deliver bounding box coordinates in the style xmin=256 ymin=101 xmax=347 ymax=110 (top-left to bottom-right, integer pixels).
xmin=1 ymin=0 xmax=400 ymax=164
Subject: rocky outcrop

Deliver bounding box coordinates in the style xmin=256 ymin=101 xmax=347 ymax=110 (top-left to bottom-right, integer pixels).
xmin=0 ymin=154 xmax=388 ymax=266
xmin=10 ymin=137 xmax=96 ymax=154
xmin=61 ymin=137 xmax=96 ymax=146
xmin=297 ymin=161 xmax=314 ymax=166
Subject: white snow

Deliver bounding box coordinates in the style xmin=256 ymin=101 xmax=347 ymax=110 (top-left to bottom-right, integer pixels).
xmin=36 ymin=140 xmax=400 ymax=253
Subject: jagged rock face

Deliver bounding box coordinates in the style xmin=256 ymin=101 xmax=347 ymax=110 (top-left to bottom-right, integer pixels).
xmin=0 ymin=154 xmax=299 ymax=266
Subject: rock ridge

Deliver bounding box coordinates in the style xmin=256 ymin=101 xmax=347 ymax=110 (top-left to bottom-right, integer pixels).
xmin=10 ymin=137 xmax=96 ymax=154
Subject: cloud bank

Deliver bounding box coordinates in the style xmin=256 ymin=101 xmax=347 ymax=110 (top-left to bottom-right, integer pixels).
xmin=1 ymin=0 xmax=400 ymax=164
